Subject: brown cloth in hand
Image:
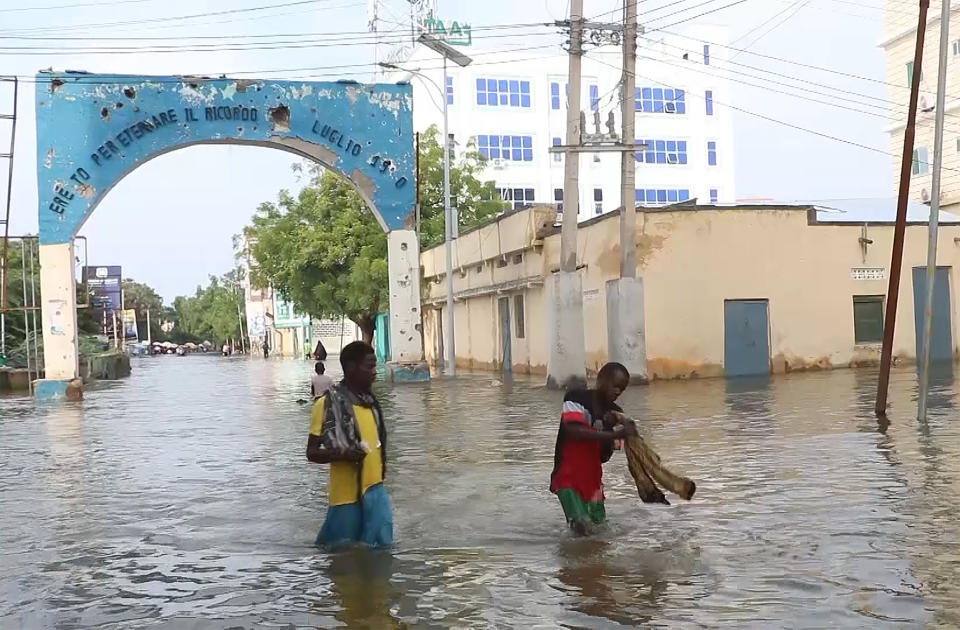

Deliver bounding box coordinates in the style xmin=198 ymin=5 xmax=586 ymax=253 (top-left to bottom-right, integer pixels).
xmin=625 ymin=435 xmax=696 ymax=505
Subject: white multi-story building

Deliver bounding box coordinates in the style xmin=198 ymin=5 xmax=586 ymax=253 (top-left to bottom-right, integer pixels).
xmin=383 ymin=25 xmax=735 ymax=221
xmin=882 ymin=2 xmax=960 ymax=211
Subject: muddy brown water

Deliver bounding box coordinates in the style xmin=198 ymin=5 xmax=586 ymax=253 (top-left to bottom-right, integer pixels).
xmin=1 ymin=356 xmax=959 ymax=628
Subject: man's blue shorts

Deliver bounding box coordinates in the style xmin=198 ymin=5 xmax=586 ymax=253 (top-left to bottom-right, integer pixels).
xmin=316 ymin=483 xmax=394 ymax=549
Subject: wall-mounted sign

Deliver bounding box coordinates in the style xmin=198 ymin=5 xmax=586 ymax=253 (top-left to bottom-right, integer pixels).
xmin=424 ymin=18 xmax=472 ymax=46
xmin=851 ymin=267 xmax=886 ymax=280
xmin=273 ymin=297 xmax=311 ymax=329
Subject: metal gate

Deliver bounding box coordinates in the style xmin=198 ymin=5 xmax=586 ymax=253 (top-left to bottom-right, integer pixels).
xmin=498 ymin=297 xmax=512 ymax=373
xmin=912 ymin=266 xmax=953 ymax=364
xmin=724 ymin=299 xmax=771 ymax=377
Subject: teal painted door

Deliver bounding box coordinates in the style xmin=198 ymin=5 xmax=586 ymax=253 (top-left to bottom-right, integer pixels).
xmin=912 ymin=266 xmax=953 ymax=364
xmin=374 ymin=312 xmax=391 ymax=363
xmin=498 ymin=297 xmax=512 ymax=373
xmin=724 ymin=300 xmax=771 ymax=377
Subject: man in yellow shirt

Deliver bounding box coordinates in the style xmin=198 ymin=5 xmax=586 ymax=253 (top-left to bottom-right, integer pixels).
xmin=306 ymin=341 xmax=392 ymax=548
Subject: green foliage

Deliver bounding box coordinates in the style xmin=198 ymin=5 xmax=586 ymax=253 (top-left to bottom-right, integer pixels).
xmin=416 ymin=125 xmax=508 ymax=249
xmin=245 ymin=173 xmax=386 ymax=342
xmin=171 ymin=272 xmax=245 ymax=345
xmin=244 ymin=124 xmax=507 ymax=342
xmin=1 ymin=239 xmax=40 ymax=362
xmin=122 ymin=278 xmax=164 ymax=340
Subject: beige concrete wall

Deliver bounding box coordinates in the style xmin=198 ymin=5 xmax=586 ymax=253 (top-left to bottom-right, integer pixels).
xmin=422 ymin=204 xmax=960 ymax=380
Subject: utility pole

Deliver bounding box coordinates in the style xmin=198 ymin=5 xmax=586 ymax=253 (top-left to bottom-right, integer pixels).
xmin=547 ymin=0 xmax=588 ymax=389
xmin=620 ymin=0 xmax=638 ymax=279
xmin=918 ymin=0 xmax=951 ymax=420
xmin=604 ymin=0 xmax=647 ymax=382
xmin=442 ymin=53 xmax=456 ymax=376
xmin=876 ymin=0 xmax=931 ymax=417
xmin=560 ymin=0 xmax=584 ymax=273
xmin=411 ymin=33 xmax=472 ymax=377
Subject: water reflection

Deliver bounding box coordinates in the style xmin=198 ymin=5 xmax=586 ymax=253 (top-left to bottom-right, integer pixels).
xmin=1 ymin=357 xmax=960 ymax=627
xmin=324 ymin=549 xmax=401 ymax=628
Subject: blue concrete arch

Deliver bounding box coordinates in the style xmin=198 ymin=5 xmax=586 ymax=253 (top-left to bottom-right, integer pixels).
xmin=33 ymin=72 xmax=428 ymax=397
xmin=36 ymin=72 xmax=415 ymax=244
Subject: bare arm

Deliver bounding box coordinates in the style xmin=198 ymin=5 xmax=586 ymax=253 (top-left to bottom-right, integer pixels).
xmin=562 ymin=422 xmax=633 ymax=443
xmin=306 ymin=434 xmax=334 ymax=464
xmin=306 ymin=433 xmax=365 ymax=464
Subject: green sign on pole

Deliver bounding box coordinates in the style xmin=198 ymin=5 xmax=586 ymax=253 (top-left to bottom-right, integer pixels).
xmin=424 ymin=18 xmax=472 ymax=46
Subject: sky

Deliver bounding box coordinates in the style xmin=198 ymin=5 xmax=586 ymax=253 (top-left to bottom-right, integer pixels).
xmin=2 ymin=0 xmax=894 ymax=301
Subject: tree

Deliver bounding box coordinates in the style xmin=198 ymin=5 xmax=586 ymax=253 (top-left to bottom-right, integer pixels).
xmin=122 ymin=278 xmax=163 ymax=340
xmin=416 ymin=125 xmax=507 ymax=249
xmin=170 ymin=272 xmax=245 ymax=346
xmin=244 ymin=125 xmax=507 ymax=343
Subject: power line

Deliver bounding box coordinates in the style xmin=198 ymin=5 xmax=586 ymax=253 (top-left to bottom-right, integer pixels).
xmin=0 ymin=20 xmax=550 ymax=41
xmin=643 ymin=0 xmax=737 ymax=24
xmin=645 ymin=0 xmax=751 ymax=32
xmin=0 ymin=0 xmax=157 ymax=13
xmin=0 ymin=28 xmax=560 ymax=56
xmin=728 ymin=0 xmax=811 ymax=59
xmin=650 ymin=27 xmax=950 ymax=99
xmin=11 ymin=43 xmax=563 ymax=84
xmin=586 ymin=52 xmax=960 ymax=173
xmin=639 ymin=35 xmax=891 ymax=108
xmin=0 ymin=0 xmax=362 ymax=36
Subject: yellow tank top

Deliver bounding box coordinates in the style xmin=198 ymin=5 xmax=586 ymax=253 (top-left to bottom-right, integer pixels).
xmin=309 ymin=396 xmax=384 ymax=506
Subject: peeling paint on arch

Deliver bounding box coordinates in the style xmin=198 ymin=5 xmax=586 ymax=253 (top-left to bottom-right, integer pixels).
xmin=36 ymin=71 xmax=415 ymax=244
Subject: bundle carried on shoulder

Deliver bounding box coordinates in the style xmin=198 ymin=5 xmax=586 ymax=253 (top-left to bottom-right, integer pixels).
xmin=624 ymin=432 xmax=696 ymax=505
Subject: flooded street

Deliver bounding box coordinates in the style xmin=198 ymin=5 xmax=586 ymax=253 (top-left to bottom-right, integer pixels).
xmin=2 ymin=356 xmax=960 ymax=628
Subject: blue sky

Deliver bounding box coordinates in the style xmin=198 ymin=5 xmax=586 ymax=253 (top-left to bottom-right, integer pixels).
xmin=3 ymin=0 xmax=892 ymax=301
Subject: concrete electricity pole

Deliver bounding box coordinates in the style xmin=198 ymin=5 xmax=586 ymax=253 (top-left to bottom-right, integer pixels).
xmin=619 ymin=0 xmax=638 ymax=280
xmin=547 ymin=0 xmax=588 ymax=389
xmin=605 ymin=0 xmax=647 ymax=382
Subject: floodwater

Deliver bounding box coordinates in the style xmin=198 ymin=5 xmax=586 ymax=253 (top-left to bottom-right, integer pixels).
xmin=1 ymin=357 xmax=960 ymax=629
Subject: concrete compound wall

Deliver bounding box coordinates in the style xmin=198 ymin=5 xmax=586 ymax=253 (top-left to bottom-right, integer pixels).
xmin=422 ymin=204 xmax=960 ymax=380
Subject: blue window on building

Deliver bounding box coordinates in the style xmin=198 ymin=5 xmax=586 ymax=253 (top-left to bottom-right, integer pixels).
xmin=550 ymin=82 xmax=561 ymax=110
xmin=498 ymin=187 xmax=536 ymax=210
xmin=707 ymin=141 xmax=718 ymax=166
xmin=710 ymin=188 xmax=719 ymax=203
xmin=478 ymin=134 xmax=534 ymax=161
xmin=635 ymin=188 xmax=690 ymax=206
xmin=635 ymin=139 xmax=688 ymax=165
xmin=635 ymin=87 xmax=685 ymax=114
xmin=705 ymin=90 xmax=714 ymax=116
xmin=593 ymin=188 xmax=603 ymax=214
xmin=476 ymin=78 xmax=531 ymax=108
xmin=554 ymin=188 xmax=564 ymax=213
xmin=590 ymin=84 xmax=599 ymax=111
xmin=446 ymin=76 xmax=453 ymax=105
xmin=552 ymin=137 xmax=562 ymax=162
xmin=704 ymin=44 xmax=711 ymax=65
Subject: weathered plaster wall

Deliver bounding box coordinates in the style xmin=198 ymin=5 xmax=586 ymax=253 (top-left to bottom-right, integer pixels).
xmin=422 ymin=204 xmax=960 ymax=380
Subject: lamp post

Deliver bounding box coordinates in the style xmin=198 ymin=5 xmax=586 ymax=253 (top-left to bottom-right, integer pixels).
xmin=381 ymin=33 xmax=471 ymax=376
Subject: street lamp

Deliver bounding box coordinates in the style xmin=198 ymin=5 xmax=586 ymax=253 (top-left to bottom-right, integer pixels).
xmin=380 ymin=33 xmax=471 ymax=376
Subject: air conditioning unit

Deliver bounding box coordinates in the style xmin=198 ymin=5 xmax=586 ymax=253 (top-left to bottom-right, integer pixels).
xmin=922 ymin=187 xmax=931 ymax=202
xmin=491 ymin=158 xmax=507 ymax=169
